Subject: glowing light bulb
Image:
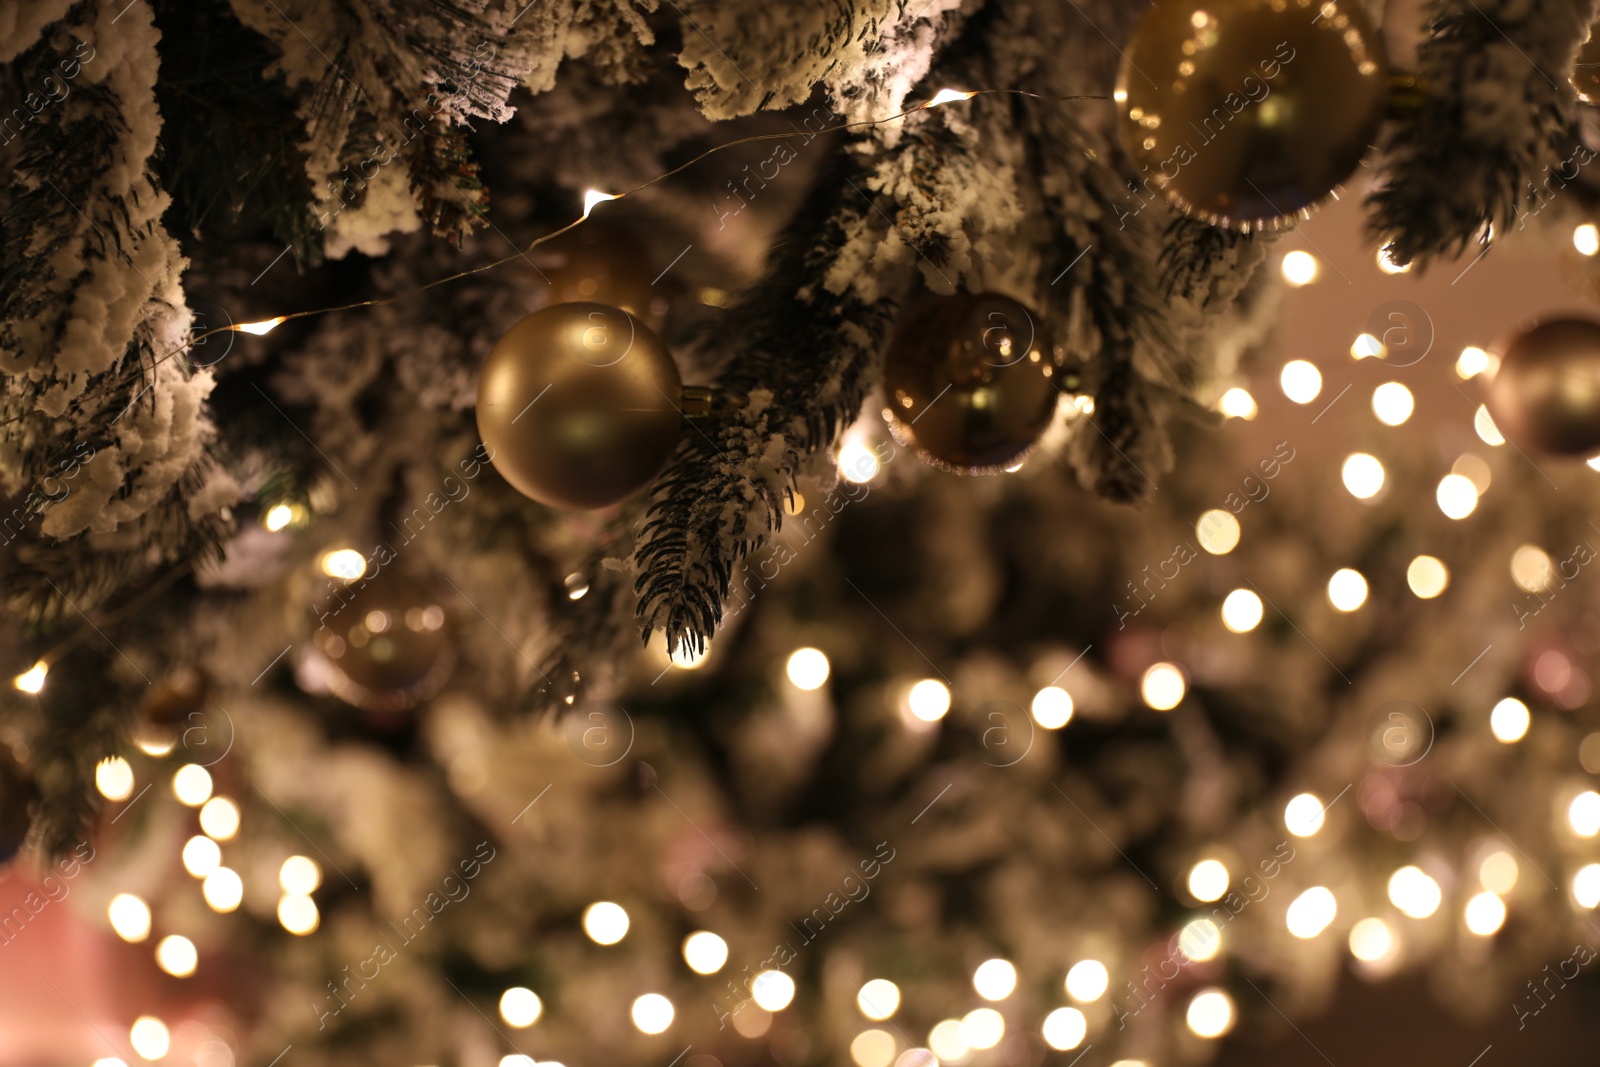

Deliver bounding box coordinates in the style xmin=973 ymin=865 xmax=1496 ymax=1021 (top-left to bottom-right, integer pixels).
xmin=1473 ymin=406 xmax=1504 ymax=447
xmin=752 ymin=970 xmax=796 ymax=1011
xmin=1218 ymin=387 xmax=1258 ymax=419
xmin=1196 ymin=508 xmax=1241 ymax=554
xmin=1437 ymin=474 xmax=1480 ymax=519
xmin=631 ymin=993 xmax=674 ymax=1034
xmin=1220 ymin=589 xmax=1264 ymax=633
xmin=108 ymin=894 xmax=152 ymax=942
xmin=907 ymin=679 xmax=951 ymax=722
xmin=236 ymin=317 xmax=285 ymax=336
xmin=1480 ymin=851 xmax=1518 ymax=895
xmin=961 ymin=1007 xmax=1005 ymax=1050
xmin=1489 ymin=698 xmax=1530 ymax=743
xmin=851 ymin=1030 xmax=897 ymax=1067
xmin=155 ymin=934 xmax=198 ymax=978
xmin=13 ymin=661 xmax=47 ymax=693
xmin=682 ymin=931 xmax=729 ymax=974
xmin=172 ymin=764 xmax=213 ymax=806
xmin=1573 ymin=863 xmax=1600 ymax=908
xmin=1350 ymin=333 xmax=1386 ymax=360
xmin=96 ymin=756 xmax=135 ymax=801
xmin=1041 ymin=1006 xmax=1087 ymax=1050
xmin=1576 ymin=223 xmax=1600 ymax=256
xmin=1372 ymin=382 xmax=1414 ymax=426
xmin=582 ymin=189 xmax=619 ymax=218
xmin=1178 ymin=917 xmax=1221 ymax=961
xmin=1341 ymin=453 xmax=1385 ymax=499
xmin=263 ymin=504 xmax=295 ymax=531
xmin=1406 ymin=556 xmax=1449 ymax=599
xmin=199 ymin=796 xmax=241 ymax=841
xmin=1327 ymin=568 xmax=1369 ymax=612
xmin=1286 ymin=886 xmax=1337 ymax=938
xmin=1188 ymin=858 xmax=1230 ymax=902
xmin=1388 ymin=866 xmax=1442 ymax=918
xmin=839 ymin=441 xmax=882 ymax=483
xmin=129 ymin=1016 xmax=170 ymax=1060
xmin=203 ymin=867 xmax=243 ymax=913
xmin=583 ymin=901 xmax=629 ymax=944
xmin=928 ymin=1019 xmax=968 ymax=1062
xmin=786 ymin=648 xmax=830 ymax=690
xmin=1031 ymin=686 xmax=1074 ymax=729
xmin=1140 ymin=662 xmax=1186 ymax=711
xmin=1285 ymin=793 xmax=1326 ymax=837
xmin=1377 ymin=246 xmax=1411 ymax=274
xmin=1569 ymin=791 xmax=1600 ymax=837
xmin=278 ymin=893 xmax=319 ymax=934
xmin=858 ymin=979 xmax=901 ymax=1020
xmin=1464 ymin=891 xmax=1507 ymax=936
xmin=926 ymin=88 xmax=977 ymax=106
xmin=500 ymin=987 xmax=543 ymax=1027
xmin=279 ymin=855 xmax=321 ymax=895
xmin=1186 ymin=989 xmax=1235 ymax=1038
xmin=972 ymin=958 xmax=1017 ymax=1000
xmin=1510 ymin=545 xmax=1554 ymax=592
xmin=1348 ymin=917 xmax=1394 ymax=961
xmin=1064 ymin=959 xmax=1108 ymax=1002
xmin=1280 ymin=251 xmax=1319 ymax=286
xmin=1279 ymin=359 xmax=1323 ymax=403
xmin=320 ymin=548 xmax=366 ymax=580
xmin=1456 ymin=346 xmax=1492 ymax=379
xmin=181 ymin=835 xmax=222 ymax=878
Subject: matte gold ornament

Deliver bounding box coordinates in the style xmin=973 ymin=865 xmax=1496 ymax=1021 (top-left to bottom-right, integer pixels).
xmin=1484 ymin=316 xmax=1600 ymax=456
xmin=883 ymin=293 xmax=1058 ymax=473
xmin=476 ymin=302 xmax=684 ymax=510
xmin=1576 ymin=22 xmax=1600 ymax=104
xmin=1116 ymin=0 xmax=1389 ymax=231
xmin=311 ymin=573 xmax=454 ymax=713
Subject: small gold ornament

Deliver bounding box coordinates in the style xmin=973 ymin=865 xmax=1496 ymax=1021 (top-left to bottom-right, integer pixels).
xmin=1485 ymin=316 xmax=1600 ymax=456
xmin=310 ymin=572 xmax=454 ymax=713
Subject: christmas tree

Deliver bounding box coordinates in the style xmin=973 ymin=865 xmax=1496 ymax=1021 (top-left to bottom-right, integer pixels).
xmin=5 ymin=0 xmax=1600 ymax=1065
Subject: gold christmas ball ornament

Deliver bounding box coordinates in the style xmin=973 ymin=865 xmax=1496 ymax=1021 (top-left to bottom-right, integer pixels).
xmin=1116 ymin=0 xmax=1389 ymax=231
xmin=1484 ymin=316 xmax=1600 ymax=456
xmin=1576 ymin=21 xmax=1600 ymax=104
xmin=883 ymin=292 xmax=1059 ymax=473
xmin=476 ymin=302 xmax=684 ymax=510
xmin=310 ymin=572 xmax=455 ymax=713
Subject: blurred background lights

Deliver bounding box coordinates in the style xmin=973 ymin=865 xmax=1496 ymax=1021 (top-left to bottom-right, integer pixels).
xmin=279 ymin=855 xmax=321 ymax=895
xmin=1186 ymin=989 xmax=1235 ymax=1038
xmin=1406 ymin=555 xmax=1449 ymax=599
xmin=1474 ymin=406 xmax=1505 ymax=446
xmin=1371 ymin=382 xmax=1414 ymax=425
xmin=278 ymin=894 xmax=319 ymax=935
xmin=1030 ymin=686 xmax=1074 ymax=729
xmin=1041 ymin=1007 xmax=1088 ymax=1050
xmin=1464 ymin=891 xmax=1507 ymax=936
xmin=1188 ymin=858 xmax=1230 ymax=902
xmin=1218 ymin=387 xmax=1258 ymax=419
xmin=262 ymin=503 xmax=295 ymax=531
xmin=1286 ymin=886 xmax=1338 ymax=938
xmin=198 ymin=796 xmax=240 ymax=840
xmin=907 ymin=679 xmax=952 ymax=722
xmin=1196 ymin=509 xmax=1241 ymax=554
xmin=1377 ymin=245 xmax=1411 ymax=273
xmin=1220 ymin=589 xmax=1264 ymax=633
xmin=1389 ymin=866 xmax=1443 ymax=918
xmin=1341 ymin=453 xmax=1385 ymax=499
xmin=203 ymin=867 xmax=244 ymax=913
xmin=498 ymin=1058 xmax=535 ymax=1067
xmin=583 ymin=901 xmax=630 ymax=944
xmin=181 ymin=835 xmax=222 ymax=878
xmin=1279 ymin=359 xmax=1323 ymax=403
xmin=1490 ymin=698 xmax=1531 ymax=743
xmin=1350 ymin=333 xmax=1386 ymax=360
xmin=1568 ymin=791 xmax=1600 ymax=837
xmin=752 ymin=970 xmax=796 ymax=1011
xmin=92 ymin=1060 xmax=128 ymax=1067
xmin=839 ymin=441 xmax=881 ymax=484
xmin=172 ymin=764 xmax=213 ymax=806
xmin=683 ymin=931 xmax=729 ymax=974
xmin=961 ymin=1007 xmax=1005 ymax=1050
xmin=631 ymin=993 xmax=674 ymax=1034
xmin=500 ymin=987 xmax=542 ymax=1027
xmin=13 ymin=661 xmax=47 ymax=694
xmin=851 ymin=1030 xmax=897 ymax=1067
xmin=1140 ymin=662 xmax=1186 ymax=711
xmin=1178 ymin=917 xmax=1222 ymax=962
xmin=1510 ymin=545 xmax=1554 ymax=592
xmin=129 ymin=1016 xmax=170 ymax=1060
xmin=155 ymin=935 xmax=198 ymax=978
xmin=1281 ymin=250 xmax=1319 ymax=286
xmin=1348 ymin=917 xmax=1395 ymax=962
xmin=108 ymin=893 xmax=152 ymax=942
xmin=972 ymin=958 xmax=1017 ymax=1000
xmin=1437 ymin=474 xmax=1479 ymax=519
xmin=1576 ymin=222 xmax=1600 ymax=256
xmin=1480 ymin=851 xmax=1518 ymax=895
xmin=786 ymin=647 xmax=830 ymax=690
xmin=320 ymin=548 xmax=367 ymax=580
xmin=95 ymin=756 xmax=135 ymax=801
xmin=1573 ymin=863 xmax=1600 ymax=908
xmin=1064 ymin=959 xmax=1108 ymax=1002
xmin=1456 ymin=346 xmax=1493 ymax=379
xmin=1452 ymin=452 xmax=1492 ymax=493
xmin=927 ymin=1019 xmax=968 ymax=1062
xmin=1285 ymin=793 xmax=1326 ymax=837
xmin=858 ymin=979 xmax=901 ymax=1020
xmin=1327 ymin=568 xmax=1369 ymax=612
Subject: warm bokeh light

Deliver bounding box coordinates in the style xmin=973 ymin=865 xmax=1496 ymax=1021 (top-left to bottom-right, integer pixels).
xmin=631 ymin=993 xmax=675 ymax=1034
xmin=1573 ymin=863 xmax=1600 ymax=908
xmin=786 ymin=648 xmax=831 ymax=690
xmin=851 ymin=1030 xmax=897 ymax=1067
xmin=1186 ymin=989 xmax=1235 ymax=1038
xmin=1031 ymin=686 xmax=1074 ymax=729
xmin=1178 ymin=917 xmax=1221 ymax=962
xmin=1341 ymin=453 xmax=1385 ymax=499
xmin=1327 ymin=568 xmax=1369 ymax=612
xmin=1480 ymin=851 xmax=1518 ymax=895
xmin=683 ymin=931 xmax=729 ymax=974
xmin=181 ymin=835 xmax=222 ymax=878
xmin=1371 ymin=382 xmax=1414 ymax=425
xmin=1464 ymin=892 xmax=1507 ymax=936
xmin=1281 ymin=250 xmax=1319 ymax=286
xmin=858 ymin=979 xmax=901 ymax=1020
xmin=1041 ymin=1006 xmax=1088 ymax=1050
xmin=199 ymin=796 xmax=241 ymax=840
xmin=1285 ymin=793 xmax=1326 ymax=837
xmin=1489 ymin=698 xmax=1530 ymax=743
xmin=1452 ymin=452 xmax=1493 ymax=493
xmin=1510 ymin=545 xmax=1554 ymax=592
xmin=1279 ymin=360 xmax=1323 ymax=403
xmin=278 ymin=893 xmax=319 ymax=935
xmin=972 ymin=958 xmax=1017 ymax=1001
xmin=962 ymin=1007 xmax=1005 ymax=1050
xmin=13 ymin=661 xmax=47 ymax=694
xmin=129 ymin=1017 xmax=170 ymax=1060
xmin=839 ymin=441 xmax=881 ymax=484
xmin=1576 ymin=223 xmax=1600 ymax=256
xmin=202 ymin=867 xmax=244 ymax=913
xmin=1286 ymin=886 xmax=1337 ymax=938
xmin=1140 ymin=662 xmax=1186 ymax=711
xmin=1348 ymin=917 xmax=1395 ymax=962
xmin=320 ymin=548 xmax=367 ymax=580
xmin=1473 ymin=406 xmax=1505 ymax=447
xmin=1389 ymin=866 xmax=1443 ymax=918
xmin=907 ymin=679 xmax=952 ymax=722
xmin=279 ymin=855 xmax=321 ymax=895
xmin=1064 ymin=959 xmax=1108 ymax=1002
xmin=1568 ymin=791 xmax=1600 ymax=837
xmin=752 ymin=970 xmax=796 ymax=1011
xmin=1406 ymin=556 xmax=1449 ymax=599
xmin=1188 ymin=858 xmax=1230 ymax=903
xmin=583 ymin=901 xmax=630 ymax=944
xmin=1196 ymin=509 xmax=1241 ymax=554
xmin=1437 ymin=474 xmax=1479 ymax=519
xmin=1218 ymin=387 xmax=1258 ymax=419
xmin=172 ymin=764 xmax=213 ymax=806
xmin=1350 ymin=333 xmax=1386 ymax=360
xmin=95 ymin=756 xmax=135 ymax=801
xmin=108 ymin=894 xmax=152 ymax=942
xmin=928 ymin=1019 xmax=968 ymax=1062
xmin=155 ymin=935 xmax=198 ymax=978
xmin=1220 ymin=588 xmax=1264 ymax=633
xmin=263 ymin=503 xmax=296 ymax=531
xmin=236 ymin=316 xmax=285 ymax=336
xmin=1456 ymin=346 xmax=1492 ymax=379
xmin=500 ymin=986 xmax=542 ymax=1027
xmin=1377 ymin=245 xmax=1411 ymax=274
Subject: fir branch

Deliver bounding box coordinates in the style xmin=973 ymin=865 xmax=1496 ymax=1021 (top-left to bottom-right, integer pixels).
xmin=1159 ymin=216 xmax=1259 ymax=308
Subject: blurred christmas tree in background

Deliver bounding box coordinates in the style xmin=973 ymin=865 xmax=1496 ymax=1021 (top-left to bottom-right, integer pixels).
xmin=9 ymin=0 xmax=1600 ymax=1065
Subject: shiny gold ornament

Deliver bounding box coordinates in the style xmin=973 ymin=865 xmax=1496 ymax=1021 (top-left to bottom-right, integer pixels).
xmin=1116 ymin=0 xmax=1389 ymax=231
xmin=1484 ymin=316 xmax=1600 ymax=456
xmin=310 ymin=573 xmax=454 ymax=713
xmin=883 ymin=293 xmax=1058 ymax=473
xmin=476 ymin=302 xmax=684 ymax=510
